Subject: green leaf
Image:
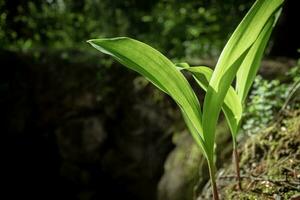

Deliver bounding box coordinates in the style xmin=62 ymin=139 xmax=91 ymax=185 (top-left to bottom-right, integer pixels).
xmin=202 ymin=0 xmax=283 ymax=157
xmin=181 ymin=65 xmax=242 ymax=137
xmin=236 ymin=9 xmax=282 ymax=103
xmin=175 ymin=62 xmax=190 ymax=70
xmin=87 ymin=37 xmax=209 ymax=157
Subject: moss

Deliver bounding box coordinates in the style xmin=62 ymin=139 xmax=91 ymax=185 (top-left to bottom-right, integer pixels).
xmin=198 ymin=109 xmax=300 ymax=199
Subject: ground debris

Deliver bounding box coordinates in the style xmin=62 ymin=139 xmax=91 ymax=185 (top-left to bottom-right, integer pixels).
xmin=198 ymin=109 xmax=300 ymax=200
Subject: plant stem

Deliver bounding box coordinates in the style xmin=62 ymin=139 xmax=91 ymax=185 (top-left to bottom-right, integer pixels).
xmin=233 ymin=140 xmax=242 ymax=190
xmin=208 ymin=160 xmax=219 ymax=200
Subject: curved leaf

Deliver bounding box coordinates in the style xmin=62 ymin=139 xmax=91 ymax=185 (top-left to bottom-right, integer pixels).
xmin=88 ymin=37 xmax=209 ymax=157
xmin=182 ymin=66 xmax=242 ymax=137
xmin=236 ymin=9 xmax=282 ymax=103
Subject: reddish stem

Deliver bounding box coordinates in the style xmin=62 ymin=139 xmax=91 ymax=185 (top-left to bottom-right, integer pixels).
xmin=208 ymin=161 xmax=220 ymax=200
xmin=233 ymin=147 xmax=242 ymax=190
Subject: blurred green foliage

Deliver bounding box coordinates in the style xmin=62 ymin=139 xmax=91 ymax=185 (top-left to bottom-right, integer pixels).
xmin=0 ymin=0 xmax=253 ymax=59
xmin=242 ymin=60 xmax=300 ymax=134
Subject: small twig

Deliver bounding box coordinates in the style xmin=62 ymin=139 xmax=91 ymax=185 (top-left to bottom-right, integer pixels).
xmin=246 ymin=180 xmax=256 ymax=191
xmin=220 ymin=174 xmax=300 ymax=189
xmin=221 ymin=175 xmax=284 ymax=182
xmin=281 ymin=181 xmax=300 ymax=191
xmin=277 ymin=80 xmax=300 ymax=119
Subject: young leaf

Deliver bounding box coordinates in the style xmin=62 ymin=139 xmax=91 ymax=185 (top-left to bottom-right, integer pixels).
xmin=180 ymin=66 xmax=242 ymax=137
xmin=236 ymin=9 xmax=282 ymax=103
xmin=202 ymin=0 xmax=283 ymax=157
xmin=175 ymin=62 xmax=190 ymax=70
xmin=87 ymin=37 xmax=209 ymax=157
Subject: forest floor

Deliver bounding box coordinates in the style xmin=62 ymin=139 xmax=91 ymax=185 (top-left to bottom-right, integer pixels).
xmin=199 ymin=109 xmax=300 ymax=200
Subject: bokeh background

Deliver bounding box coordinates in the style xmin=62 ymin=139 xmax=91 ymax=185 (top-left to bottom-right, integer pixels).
xmin=1 ymin=0 xmax=299 ymax=200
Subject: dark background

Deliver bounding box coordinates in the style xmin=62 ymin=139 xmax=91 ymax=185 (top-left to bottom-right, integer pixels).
xmin=1 ymin=0 xmax=299 ymax=200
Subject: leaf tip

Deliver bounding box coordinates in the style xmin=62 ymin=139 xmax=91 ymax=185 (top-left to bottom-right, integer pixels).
xmin=86 ymin=39 xmax=96 ymax=45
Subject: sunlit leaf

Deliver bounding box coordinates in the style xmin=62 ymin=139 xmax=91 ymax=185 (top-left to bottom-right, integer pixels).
xmin=202 ymin=0 xmax=283 ymax=157
xmin=236 ymin=9 xmax=282 ymax=103
xmin=88 ymin=37 xmax=209 ymax=157
xmin=177 ymin=64 xmax=242 ymax=137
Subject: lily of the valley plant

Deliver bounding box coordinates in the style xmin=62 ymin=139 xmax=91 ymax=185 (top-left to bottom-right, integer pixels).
xmin=88 ymin=0 xmax=283 ymax=199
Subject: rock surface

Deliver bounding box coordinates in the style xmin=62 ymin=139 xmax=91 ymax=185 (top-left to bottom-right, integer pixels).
xmin=158 ymin=120 xmax=232 ymax=200
xmin=3 ymin=50 xmax=175 ymax=200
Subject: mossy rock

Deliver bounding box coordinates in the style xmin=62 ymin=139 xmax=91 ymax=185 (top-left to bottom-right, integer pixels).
xmin=198 ymin=110 xmax=300 ymax=200
xmin=157 ymin=131 xmax=205 ymax=200
xmin=158 ymin=120 xmax=232 ymax=200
